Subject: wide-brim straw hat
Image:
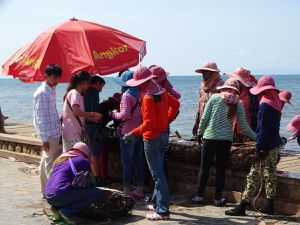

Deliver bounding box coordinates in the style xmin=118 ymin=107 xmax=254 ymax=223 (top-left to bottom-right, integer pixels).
xmin=62 ymin=142 xmax=90 ymax=158
xmin=216 ymin=77 xmax=240 ymax=93
xmin=126 ymin=66 xmax=157 ymax=87
xmin=250 ymin=75 xmax=279 ymax=95
xmin=225 ymin=66 xmax=257 ymax=88
xmin=150 ymin=66 xmax=170 ymax=82
xmin=195 ymin=61 xmax=220 ymax=73
xmin=279 ymin=91 xmax=292 ymax=104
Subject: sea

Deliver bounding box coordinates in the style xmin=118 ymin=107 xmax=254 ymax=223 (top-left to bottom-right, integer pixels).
xmin=1 ymin=75 xmax=300 ymax=151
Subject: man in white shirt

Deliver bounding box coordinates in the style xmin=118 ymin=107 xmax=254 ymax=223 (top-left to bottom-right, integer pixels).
xmin=33 ymin=64 xmax=62 ymax=195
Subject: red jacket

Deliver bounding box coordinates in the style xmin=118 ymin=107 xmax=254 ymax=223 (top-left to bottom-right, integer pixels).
xmin=132 ymin=91 xmax=180 ymax=140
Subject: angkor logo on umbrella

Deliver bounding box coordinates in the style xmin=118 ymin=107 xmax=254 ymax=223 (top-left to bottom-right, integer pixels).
xmin=93 ymin=45 xmax=129 ymax=60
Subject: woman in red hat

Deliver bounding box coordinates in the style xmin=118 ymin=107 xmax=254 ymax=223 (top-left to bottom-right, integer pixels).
xmin=192 ymin=61 xmax=224 ymax=136
xmin=226 ymin=75 xmax=283 ymax=216
xmin=124 ymin=66 xmax=180 ymax=221
xmin=45 ymin=142 xmax=102 ymax=224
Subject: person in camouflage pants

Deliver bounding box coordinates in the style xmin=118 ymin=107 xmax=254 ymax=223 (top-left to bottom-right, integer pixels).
xmin=242 ymin=147 xmax=279 ymax=202
xmin=225 ymin=76 xmax=283 ymax=216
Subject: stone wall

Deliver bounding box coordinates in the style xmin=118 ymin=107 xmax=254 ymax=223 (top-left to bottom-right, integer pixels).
xmin=108 ymin=140 xmax=300 ymax=216
xmin=0 ymin=133 xmax=299 ymax=215
xmin=0 ymin=139 xmax=42 ymax=156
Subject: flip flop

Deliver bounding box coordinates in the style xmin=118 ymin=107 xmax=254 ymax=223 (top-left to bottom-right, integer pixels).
xmin=128 ymin=190 xmax=144 ymax=201
xmin=146 ymin=212 xmax=170 ymax=221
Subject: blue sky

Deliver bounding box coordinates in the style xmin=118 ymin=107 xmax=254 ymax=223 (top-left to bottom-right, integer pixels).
xmin=1 ymin=0 xmax=300 ymax=75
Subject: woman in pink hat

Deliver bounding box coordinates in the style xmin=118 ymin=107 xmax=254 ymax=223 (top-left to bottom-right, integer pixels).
xmin=226 ymin=66 xmax=259 ymax=141
xmin=193 ymin=61 xmax=224 ymax=136
xmin=111 ymin=70 xmax=145 ymax=200
xmin=287 ymin=115 xmax=300 ymax=145
xmin=150 ymin=65 xmax=181 ymax=100
xmin=226 ymin=75 xmax=283 ymax=216
xmin=124 ymin=66 xmax=180 ymax=221
xmin=192 ymin=78 xmax=256 ymax=207
xmin=45 ymin=142 xmax=102 ymax=224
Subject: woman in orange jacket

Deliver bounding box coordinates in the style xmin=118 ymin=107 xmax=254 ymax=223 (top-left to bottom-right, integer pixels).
xmin=124 ymin=66 xmax=180 ymax=221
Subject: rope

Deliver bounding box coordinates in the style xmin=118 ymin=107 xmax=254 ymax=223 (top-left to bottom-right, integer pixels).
xmin=252 ymin=160 xmax=265 ymax=222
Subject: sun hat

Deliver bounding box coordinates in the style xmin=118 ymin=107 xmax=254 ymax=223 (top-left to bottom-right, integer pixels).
xmin=287 ymin=115 xmax=300 ymax=132
xmin=216 ymin=78 xmax=240 ymax=93
xmin=150 ymin=66 xmax=170 ymax=82
xmin=195 ymin=61 xmax=220 ymax=73
xmin=279 ymin=91 xmax=292 ymax=104
xmin=113 ymin=70 xmax=133 ymax=87
xmin=61 ymin=142 xmax=90 ymax=158
xmin=250 ymin=75 xmax=279 ymax=95
xmin=225 ymin=66 xmax=257 ymax=88
xmin=126 ymin=66 xmax=157 ymax=87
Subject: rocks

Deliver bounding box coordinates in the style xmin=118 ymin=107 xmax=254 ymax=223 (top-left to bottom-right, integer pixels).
xmin=167 ymin=140 xmax=256 ymax=171
xmin=78 ymin=187 xmax=135 ymax=221
xmin=19 ymin=164 xmax=40 ymax=175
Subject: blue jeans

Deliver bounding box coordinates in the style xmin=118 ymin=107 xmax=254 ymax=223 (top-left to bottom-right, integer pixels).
xmin=120 ymin=135 xmax=144 ymax=187
xmin=144 ymin=131 xmax=170 ymax=216
xmin=46 ymin=187 xmax=102 ymax=217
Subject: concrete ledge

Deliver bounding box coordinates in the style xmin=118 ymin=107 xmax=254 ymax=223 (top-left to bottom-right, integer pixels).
xmin=0 ymin=149 xmax=40 ymax=164
xmin=0 ymin=133 xmax=42 ymax=146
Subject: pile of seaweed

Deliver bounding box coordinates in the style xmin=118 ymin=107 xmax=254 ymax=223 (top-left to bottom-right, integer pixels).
xmin=166 ymin=139 xmax=256 ymax=171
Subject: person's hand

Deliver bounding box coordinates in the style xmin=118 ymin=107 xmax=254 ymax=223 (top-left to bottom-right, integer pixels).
xmin=123 ymin=132 xmax=134 ymax=144
xmin=197 ymin=135 xmax=202 ymax=145
xmin=42 ymin=142 xmax=50 ymax=152
xmin=288 ymin=136 xmax=296 ymax=141
xmin=250 ymin=151 xmax=268 ymax=162
xmin=112 ymin=109 xmax=118 ymax=113
xmin=91 ymin=112 xmax=102 ymax=122
xmin=192 ymin=124 xmax=199 ymax=136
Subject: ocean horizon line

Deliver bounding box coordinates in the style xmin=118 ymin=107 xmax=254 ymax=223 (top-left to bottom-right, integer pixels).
xmin=1 ymin=74 xmax=300 ymax=80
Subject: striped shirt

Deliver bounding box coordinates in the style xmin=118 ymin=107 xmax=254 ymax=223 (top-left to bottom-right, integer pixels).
xmin=198 ymin=93 xmax=256 ymax=141
xmin=112 ymin=92 xmax=142 ymax=135
xmin=33 ymin=82 xmax=61 ymax=142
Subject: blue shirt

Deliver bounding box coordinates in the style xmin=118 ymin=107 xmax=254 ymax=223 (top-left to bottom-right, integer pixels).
xmin=256 ymin=103 xmax=282 ymax=152
xmin=84 ymin=87 xmax=100 ymax=127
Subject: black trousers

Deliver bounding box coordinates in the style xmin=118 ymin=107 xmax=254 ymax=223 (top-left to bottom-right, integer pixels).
xmin=197 ymin=139 xmax=232 ymax=200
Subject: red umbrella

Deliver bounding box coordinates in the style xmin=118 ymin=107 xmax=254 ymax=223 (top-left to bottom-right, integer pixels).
xmin=2 ymin=18 xmax=146 ymax=82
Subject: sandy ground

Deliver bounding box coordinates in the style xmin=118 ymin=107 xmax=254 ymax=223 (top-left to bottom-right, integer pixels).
xmin=0 ymin=157 xmax=299 ymax=225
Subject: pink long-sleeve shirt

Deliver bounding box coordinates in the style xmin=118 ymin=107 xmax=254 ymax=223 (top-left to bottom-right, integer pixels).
xmin=112 ymin=92 xmax=142 ymax=135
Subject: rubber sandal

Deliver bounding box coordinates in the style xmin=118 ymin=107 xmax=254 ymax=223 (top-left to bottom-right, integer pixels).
xmin=214 ymin=197 xmax=227 ymax=207
xmin=191 ymin=195 xmax=204 ymax=204
xmin=146 ymin=212 xmax=170 ymax=221
xmin=128 ymin=190 xmax=144 ymax=201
